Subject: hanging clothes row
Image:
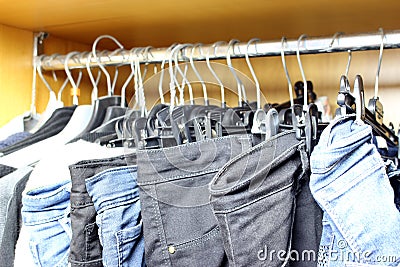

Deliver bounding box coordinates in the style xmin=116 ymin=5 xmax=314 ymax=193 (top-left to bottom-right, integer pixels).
xmin=0 ymin=29 xmax=399 ymax=267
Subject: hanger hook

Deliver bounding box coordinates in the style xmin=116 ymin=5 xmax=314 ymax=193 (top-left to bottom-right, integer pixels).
xmin=37 ymin=55 xmax=54 ymax=93
xmin=345 ymin=50 xmax=352 ymax=77
xmin=296 ymin=34 xmax=308 ymax=109
xmin=245 ymin=38 xmax=261 ymax=110
xmin=374 ymin=28 xmax=385 ymax=99
xmin=191 ymin=43 xmax=208 ymax=105
xmin=329 ymin=32 xmax=352 ymax=77
xmin=169 ymin=44 xmax=185 ymax=109
xmin=158 ymin=43 xmax=178 ymax=104
xmin=64 ymin=51 xmax=82 ymax=105
xmin=281 ymin=37 xmax=294 ymax=107
xmin=134 ymin=47 xmax=147 ymax=116
xmin=91 ymin=35 xmax=125 ymax=96
xmin=207 ymin=41 xmax=227 ymax=108
xmin=130 ymin=47 xmax=142 ymax=110
xmin=85 ymin=51 xmax=100 ymax=102
xmin=174 ymin=44 xmax=194 ymax=105
xmin=64 ymin=51 xmax=80 ymax=89
xmin=119 ymin=49 xmax=137 ymax=108
xmin=227 ymin=39 xmax=246 ymax=107
xmin=329 ymin=32 xmax=345 ymax=49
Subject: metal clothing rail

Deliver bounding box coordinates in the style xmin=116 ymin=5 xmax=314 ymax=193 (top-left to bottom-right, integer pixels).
xmin=39 ymin=29 xmax=400 ymax=71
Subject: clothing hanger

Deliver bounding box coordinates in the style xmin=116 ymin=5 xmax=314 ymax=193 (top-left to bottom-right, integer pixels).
xmin=64 ymin=51 xmax=83 ymax=106
xmin=336 ymin=29 xmax=398 ymax=146
xmin=191 ymin=43 xmax=208 ymax=105
xmin=247 ymin=38 xmax=279 ymax=141
xmin=85 ymin=51 xmax=103 ymax=103
xmin=72 ymin=36 xmax=125 ymax=138
xmin=295 ymin=34 xmax=319 ymax=154
xmin=28 ymin=55 xmax=64 ymax=133
xmin=207 ymin=41 xmax=227 ymax=108
xmin=0 ymin=54 xmax=93 ymax=168
xmin=221 ymin=40 xmax=254 ymax=137
xmin=226 ymin=39 xmax=246 ymax=107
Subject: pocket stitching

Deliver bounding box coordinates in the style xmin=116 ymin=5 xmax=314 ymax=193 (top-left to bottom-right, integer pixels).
xmin=171 ymin=225 xmax=220 ymax=251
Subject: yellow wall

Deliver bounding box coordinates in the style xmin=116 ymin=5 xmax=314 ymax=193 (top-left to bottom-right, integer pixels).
xmin=0 ymin=24 xmax=33 ymax=127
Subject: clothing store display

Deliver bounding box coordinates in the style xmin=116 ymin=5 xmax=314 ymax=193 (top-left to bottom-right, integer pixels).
xmin=85 ymin=166 xmax=145 ymax=267
xmin=137 ymin=135 xmax=252 ymax=267
xmin=0 ymin=106 xmax=76 ymax=156
xmin=0 ymin=132 xmax=31 ymax=150
xmin=0 ymin=172 xmax=30 ymax=267
xmin=1 ymin=28 xmax=400 ymax=267
xmin=68 ymin=153 xmax=136 ymax=267
xmin=309 ymin=115 xmax=400 ymax=267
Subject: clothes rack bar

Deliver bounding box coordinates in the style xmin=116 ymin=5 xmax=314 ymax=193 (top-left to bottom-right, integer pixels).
xmin=39 ymin=29 xmax=400 ymax=71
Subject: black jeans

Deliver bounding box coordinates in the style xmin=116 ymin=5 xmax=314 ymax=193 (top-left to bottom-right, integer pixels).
xmin=68 ymin=154 xmax=137 ymax=267
xmin=137 ymin=135 xmax=252 ymax=267
xmin=209 ymin=131 xmax=321 ymax=266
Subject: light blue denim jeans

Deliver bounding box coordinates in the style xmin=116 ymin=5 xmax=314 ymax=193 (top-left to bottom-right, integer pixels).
xmin=85 ymin=166 xmax=145 ymax=267
xmin=21 ymin=180 xmax=71 ymax=267
xmin=309 ymin=115 xmax=400 ymax=267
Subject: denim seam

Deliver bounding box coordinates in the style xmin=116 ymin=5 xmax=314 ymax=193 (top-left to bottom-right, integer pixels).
xmin=223 ymin=214 xmax=236 ymax=267
xmin=24 ymin=213 xmax=65 ymax=225
xmin=317 ymin=166 xmax=388 ymax=265
xmin=149 ymin=184 xmax=170 ymax=266
xmin=24 ymin=182 xmax=70 ymax=201
xmin=85 ymin=166 xmax=138 ymax=184
xmin=209 ymin=135 xmax=301 ymax=194
xmin=116 ymin=224 xmax=142 ymax=244
xmin=173 ymin=225 xmax=220 ymax=250
xmin=213 ymin=181 xmax=294 ymax=214
xmin=314 ymin=157 xmax=382 ymax=201
xmin=311 ymin=152 xmax=352 ymax=174
xmin=69 ymin=258 xmax=103 ymax=265
xmin=55 ymin=249 xmax=70 ymax=267
xmin=209 ymin=144 xmax=299 ymax=197
xmin=138 ymin=168 xmax=221 ymax=185
xmin=116 ymin=231 xmax=123 ymax=267
xmin=137 ymin=136 xmax=247 ymax=156
xmin=84 ymin=222 xmax=99 ymax=261
xmin=71 ymin=201 xmax=93 ymax=207
xmin=325 ymin=126 xmax=371 ymax=150
xmin=96 ymin=196 xmax=140 ymax=215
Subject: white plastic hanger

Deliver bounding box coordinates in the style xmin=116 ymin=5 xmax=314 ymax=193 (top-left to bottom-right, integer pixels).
xmin=28 ymin=55 xmax=64 ymax=133
xmin=0 ymin=53 xmax=93 ymax=168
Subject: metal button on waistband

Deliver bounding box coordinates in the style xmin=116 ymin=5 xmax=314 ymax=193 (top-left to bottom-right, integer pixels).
xmin=168 ymin=246 xmax=176 ymax=254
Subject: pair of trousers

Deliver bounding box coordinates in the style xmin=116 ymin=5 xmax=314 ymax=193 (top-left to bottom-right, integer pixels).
xmin=69 ymin=153 xmax=137 ymax=267
xmin=310 ymin=115 xmax=400 ymax=267
xmin=137 ymin=135 xmax=252 ymax=266
xmin=209 ymin=130 xmax=321 ymax=266
xmin=85 ymin=165 xmax=145 ymax=267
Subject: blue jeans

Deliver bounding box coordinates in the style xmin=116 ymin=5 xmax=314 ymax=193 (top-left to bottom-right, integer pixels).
xmin=85 ymin=166 xmax=145 ymax=267
xmin=310 ymin=115 xmax=400 ymax=267
xmin=21 ymin=180 xmax=71 ymax=267
xmin=137 ymin=135 xmax=252 ymax=267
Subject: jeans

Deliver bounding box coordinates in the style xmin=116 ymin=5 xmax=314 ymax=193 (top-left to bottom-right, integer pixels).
xmin=85 ymin=166 xmax=145 ymax=267
xmin=69 ymin=154 xmax=137 ymax=267
xmin=209 ymin=130 xmax=314 ymax=267
xmin=137 ymin=135 xmax=252 ymax=267
xmin=21 ymin=180 xmax=72 ymax=267
xmin=309 ymin=115 xmax=400 ymax=267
